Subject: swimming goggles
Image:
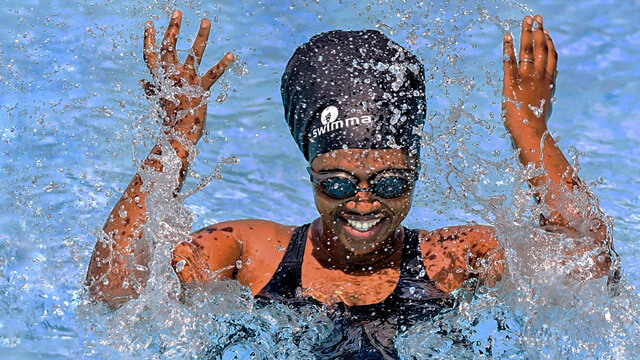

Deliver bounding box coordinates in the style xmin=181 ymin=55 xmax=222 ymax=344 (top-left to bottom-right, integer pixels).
xmin=307 ymin=167 xmax=419 ymax=199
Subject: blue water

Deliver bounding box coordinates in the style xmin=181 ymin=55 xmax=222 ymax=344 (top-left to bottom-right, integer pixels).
xmin=1 ymin=0 xmax=639 ymax=359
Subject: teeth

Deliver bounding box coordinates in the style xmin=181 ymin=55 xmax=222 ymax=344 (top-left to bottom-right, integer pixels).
xmin=346 ymin=218 xmax=382 ymax=232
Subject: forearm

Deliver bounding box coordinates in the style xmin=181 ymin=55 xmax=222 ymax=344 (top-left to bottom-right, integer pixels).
xmin=506 ymin=113 xmax=576 ymax=213
xmin=85 ymin=139 xmax=191 ymax=306
xmin=507 ymin=109 xmax=601 ymax=225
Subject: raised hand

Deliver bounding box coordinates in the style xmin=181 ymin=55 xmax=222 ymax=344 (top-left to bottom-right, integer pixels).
xmin=502 ymin=14 xmax=557 ymax=134
xmin=142 ymin=10 xmax=234 ymax=143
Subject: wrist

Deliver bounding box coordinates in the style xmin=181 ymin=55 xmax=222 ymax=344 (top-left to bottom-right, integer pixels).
xmin=166 ymin=104 xmax=207 ymax=144
xmin=503 ymin=108 xmax=548 ymax=136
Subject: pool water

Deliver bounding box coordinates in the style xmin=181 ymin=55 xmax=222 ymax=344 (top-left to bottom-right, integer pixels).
xmin=1 ymin=0 xmax=639 ymax=359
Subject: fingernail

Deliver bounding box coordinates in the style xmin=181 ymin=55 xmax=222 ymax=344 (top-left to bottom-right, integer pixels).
xmin=172 ymin=10 xmax=179 ymax=19
xmin=505 ymin=34 xmax=512 ymax=41
xmin=526 ymin=17 xmax=533 ymax=25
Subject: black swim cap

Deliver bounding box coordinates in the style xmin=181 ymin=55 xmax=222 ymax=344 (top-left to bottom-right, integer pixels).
xmin=281 ymin=29 xmax=426 ymax=161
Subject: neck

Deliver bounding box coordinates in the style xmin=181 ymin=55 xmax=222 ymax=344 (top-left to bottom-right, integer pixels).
xmin=310 ymin=219 xmax=405 ymax=275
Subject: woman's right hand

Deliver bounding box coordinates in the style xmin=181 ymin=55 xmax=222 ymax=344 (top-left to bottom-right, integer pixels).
xmin=142 ymin=10 xmax=234 ymax=144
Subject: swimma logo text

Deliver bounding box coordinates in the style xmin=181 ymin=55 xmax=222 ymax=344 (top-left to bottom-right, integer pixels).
xmin=312 ymin=106 xmax=373 ymax=138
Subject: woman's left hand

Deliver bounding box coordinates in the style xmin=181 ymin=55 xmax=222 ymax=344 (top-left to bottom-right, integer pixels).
xmin=502 ymin=14 xmax=557 ymax=135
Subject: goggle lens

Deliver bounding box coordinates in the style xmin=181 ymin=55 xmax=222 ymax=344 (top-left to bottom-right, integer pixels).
xmin=322 ymin=177 xmax=357 ymax=199
xmin=373 ymin=176 xmax=409 ymax=198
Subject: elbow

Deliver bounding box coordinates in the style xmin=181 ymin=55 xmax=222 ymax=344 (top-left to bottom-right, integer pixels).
xmin=85 ymin=266 xmax=146 ymax=310
xmin=85 ymin=253 xmax=150 ymax=309
xmin=87 ymin=279 xmax=140 ymax=309
xmin=89 ymin=287 xmax=138 ymax=310
xmin=593 ymin=246 xmax=621 ymax=283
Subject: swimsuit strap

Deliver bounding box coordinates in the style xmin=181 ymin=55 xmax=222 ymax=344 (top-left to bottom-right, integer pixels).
xmin=392 ymin=227 xmax=455 ymax=306
xmin=255 ymin=223 xmax=311 ymax=301
xmin=398 ymin=227 xmax=428 ymax=280
xmin=280 ymin=223 xmax=311 ymax=268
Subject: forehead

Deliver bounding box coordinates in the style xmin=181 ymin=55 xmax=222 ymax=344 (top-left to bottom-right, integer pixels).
xmin=311 ymin=148 xmax=413 ymax=171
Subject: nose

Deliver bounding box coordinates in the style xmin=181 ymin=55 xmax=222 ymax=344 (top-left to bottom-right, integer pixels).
xmin=345 ymin=191 xmax=381 ymax=214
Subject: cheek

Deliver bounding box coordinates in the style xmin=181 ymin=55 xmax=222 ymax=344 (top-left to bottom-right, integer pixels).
xmin=388 ymin=195 xmax=413 ymax=220
xmin=313 ymin=190 xmax=338 ymax=217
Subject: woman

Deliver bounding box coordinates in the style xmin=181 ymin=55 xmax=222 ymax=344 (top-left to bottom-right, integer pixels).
xmin=86 ymin=10 xmax=614 ymax=358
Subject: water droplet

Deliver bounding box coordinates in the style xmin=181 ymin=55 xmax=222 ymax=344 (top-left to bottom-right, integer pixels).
xmin=175 ymin=259 xmax=186 ymax=272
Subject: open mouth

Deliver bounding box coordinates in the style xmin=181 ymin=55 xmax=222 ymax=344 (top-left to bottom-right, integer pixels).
xmin=340 ymin=215 xmax=387 ymax=236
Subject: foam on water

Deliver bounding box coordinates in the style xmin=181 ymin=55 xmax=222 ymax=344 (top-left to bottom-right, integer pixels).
xmin=1 ymin=0 xmax=639 ymax=359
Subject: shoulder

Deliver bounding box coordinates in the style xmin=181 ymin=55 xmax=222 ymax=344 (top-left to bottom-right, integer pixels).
xmin=417 ymin=224 xmax=498 ymax=257
xmin=413 ymin=225 xmax=502 ymax=292
xmin=188 ymin=219 xmax=297 ymax=257
xmin=195 ymin=219 xmax=296 ymax=241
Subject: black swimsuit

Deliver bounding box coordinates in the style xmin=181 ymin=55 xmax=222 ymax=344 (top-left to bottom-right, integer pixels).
xmin=255 ymin=223 xmax=456 ymax=359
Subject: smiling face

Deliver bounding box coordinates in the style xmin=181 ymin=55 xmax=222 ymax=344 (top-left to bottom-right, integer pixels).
xmin=310 ymin=148 xmax=417 ymax=258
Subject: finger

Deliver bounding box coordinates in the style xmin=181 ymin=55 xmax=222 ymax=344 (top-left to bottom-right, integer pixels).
xmin=185 ymin=18 xmax=211 ymax=69
xmin=502 ymin=33 xmax=518 ymax=95
xmin=143 ymin=21 xmax=158 ymax=72
xmin=161 ymin=10 xmax=182 ymax=65
xmin=519 ymin=16 xmax=535 ymax=76
xmin=202 ymin=52 xmax=235 ymax=90
xmin=544 ymin=29 xmax=558 ymax=80
xmin=532 ymin=15 xmax=548 ymax=74
xmin=140 ymin=79 xmax=157 ymax=97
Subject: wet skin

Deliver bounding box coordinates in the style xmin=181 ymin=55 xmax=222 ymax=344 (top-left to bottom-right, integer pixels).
xmin=86 ymin=13 xmax=614 ymax=308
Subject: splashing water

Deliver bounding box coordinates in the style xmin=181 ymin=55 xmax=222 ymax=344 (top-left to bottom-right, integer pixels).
xmin=1 ymin=0 xmax=639 ymax=359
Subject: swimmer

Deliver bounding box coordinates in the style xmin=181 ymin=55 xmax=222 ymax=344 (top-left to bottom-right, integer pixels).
xmin=86 ymin=10 xmax=616 ymax=358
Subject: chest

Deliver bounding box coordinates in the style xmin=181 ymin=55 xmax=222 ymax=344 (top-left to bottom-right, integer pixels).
xmin=299 ymin=246 xmax=401 ymax=306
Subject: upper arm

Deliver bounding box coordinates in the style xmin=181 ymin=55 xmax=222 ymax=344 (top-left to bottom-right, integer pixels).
xmin=172 ymin=221 xmax=244 ymax=283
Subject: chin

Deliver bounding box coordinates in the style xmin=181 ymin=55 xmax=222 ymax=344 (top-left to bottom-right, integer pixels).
xmin=337 ymin=222 xmax=394 ymax=255
xmin=339 ymin=237 xmax=385 ymax=255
